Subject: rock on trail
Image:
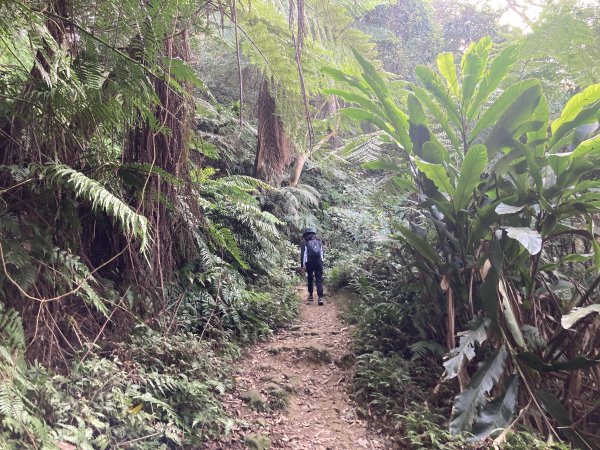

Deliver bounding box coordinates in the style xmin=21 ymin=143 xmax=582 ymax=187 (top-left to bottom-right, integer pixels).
xmin=206 ymin=289 xmax=388 ymax=449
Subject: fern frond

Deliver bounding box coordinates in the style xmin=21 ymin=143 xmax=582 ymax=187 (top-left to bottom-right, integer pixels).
xmin=337 ymin=131 xmax=386 ymax=164
xmin=44 ymin=164 xmax=150 ymax=251
xmin=278 ymin=184 xmax=321 ymax=207
xmin=409 ymin=340 xmax=446 ymax=361
xmin=49 ymin=248 xmax=109 ymax=317
xmin=0 ymin=211 xmax=20 ymax=235
xmin=0 ymin=305 xmax=26 ymax=351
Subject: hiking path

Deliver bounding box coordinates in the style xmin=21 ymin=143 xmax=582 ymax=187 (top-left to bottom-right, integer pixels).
xmin=206 ymin=288 xmax=388 ymax=450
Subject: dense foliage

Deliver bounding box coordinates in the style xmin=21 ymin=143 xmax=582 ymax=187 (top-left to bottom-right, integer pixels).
xmin=1 ymin=0 xmax=598 ymax=448
xmin=329 ymin=35 xmax=599 ymax=448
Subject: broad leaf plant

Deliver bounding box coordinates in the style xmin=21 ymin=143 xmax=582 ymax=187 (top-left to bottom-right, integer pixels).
xmin=326 ymin=37 xmax=600 ymax=447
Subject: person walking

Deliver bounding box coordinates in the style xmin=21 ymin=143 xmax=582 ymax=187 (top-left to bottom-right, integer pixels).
xmin=300 ymin=227 xmax=325 ymax=305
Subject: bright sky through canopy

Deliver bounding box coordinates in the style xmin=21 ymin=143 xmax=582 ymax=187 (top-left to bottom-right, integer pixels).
xmin=482 ymin=0 xmax=597 ymax=29
xmin=483 ymin=0 xmax=541 ymax=28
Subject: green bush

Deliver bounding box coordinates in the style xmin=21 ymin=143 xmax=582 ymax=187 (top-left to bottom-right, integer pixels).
xmin=0 ymin=328 xmax=235 ymax=449
xmin=353 ymin=352 xmax=425 ymax=420
xmin=0 ymin=277 xmax=299 ymax=449
xmin=396 ymin=403 xmax=466 ymax=450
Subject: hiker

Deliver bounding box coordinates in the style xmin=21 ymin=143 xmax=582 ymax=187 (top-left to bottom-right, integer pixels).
xmin=300 ymin=227 xmax=325 ymax=305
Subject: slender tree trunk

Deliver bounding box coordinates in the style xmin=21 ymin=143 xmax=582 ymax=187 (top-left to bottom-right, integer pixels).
xmin=288 ymin=153 xmax=307 ymax=187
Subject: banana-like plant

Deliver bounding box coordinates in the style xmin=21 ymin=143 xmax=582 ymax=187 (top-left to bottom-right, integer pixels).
xmin=326 ymin=38 xmax=600 ymax=447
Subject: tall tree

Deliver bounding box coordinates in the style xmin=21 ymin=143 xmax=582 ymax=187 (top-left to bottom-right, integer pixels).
xmin=238 ymin=0 xmax=379 ymax=185
xmin=432 ymin=0 xmax=508 ymax=54
xmin=517 ymin=0 xmax=600 ymax=112
xmin=0 ymin=0 xmax=210 ymax=362
xmin=360 ymin=0 xmax=442 ymax=78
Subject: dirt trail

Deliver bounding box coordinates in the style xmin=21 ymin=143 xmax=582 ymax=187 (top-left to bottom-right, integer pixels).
xmin=208 ymin=289 xmax=388 ymax=450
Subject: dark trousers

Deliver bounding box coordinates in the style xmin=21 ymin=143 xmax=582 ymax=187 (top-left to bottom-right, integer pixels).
xmin=306 ymin=260 xmax=323 ymax=297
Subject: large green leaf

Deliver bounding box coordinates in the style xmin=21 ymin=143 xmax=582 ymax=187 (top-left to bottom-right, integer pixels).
xmin=495 ymin=203 xmax=524 ymax=215
xmin=547 ymin=152 xmax=573 ymax=180
xmin=489 ymin=146 xmax=526 ymax=178
xmin=422 ymin=140 xmax=450 ymax=164
xmin=322 ymin=88 xmax=383 ymax=118
xmin=408 ymin=94 xmax=430 ymax=155
xmin=548 ymin=129 xmax=577 ymax=154
xmin=415 ymin=65 xmax=462 ymax=128
xmin=443 ymin=316 xmax=490 ymax=378
xmin=518 ymin=352 xmax=600 ymax=372
xmin=407 ymin=93 xmax=427 ymax=126
xmin=550 ymin=99 xmax=600 ymax=147
xmin=416 ymin=159 xmax=453 ymax=195
xmin=528 ymin=94 xmax=549 ymax=157
xmin=484 ymin=83 xmax=542 ymax=156
xmin=551 ymin=84 xmax=600 ymax=135
xmin=460 ymin=37 xmax=491 ymax=113
xmin=340 ymin=108 xmax=394 ymax=135
xmin=352 ymin=48 xmax=390 ymax=100
xmin=573 ymin=133 xmax=600 ymax=159
xmin=561 ymin=304 xmax=600 ymax=329
xmin=471 ymin=375 xmax=519 ymax=440
xmin=382 ymin=97 xmax=413 ymax=154
xmin=468 ymin=201 xmax=499 ymax=248
xmin=594 ymin=239 xmax=600 ymax=275
xmin=346 ymin=51 xmax=412 ymax=157
xmin=395 ymin=225 xmax=441 ymax=266
xmin=467 ymin=44 xmax=520 ymax=121
xmin=411 ymin=84 xmax=461 ymax=151
xmin=513 ymin=140 xmax=543 ymax=194
xmin=469 ymin=79 xmax=539 ymax=143
xmin=321 ymin=66 xmax=370 ymax=96
xmin=453 ymin=144 xmax=487 ymax=211
xmin=450 ymin=346 xmax=507 ymax=434
xmin=504 ymin=226 xmax=542 ymax=255
xmin=437 ymin=52 xmax=460 ymax=99
xmin=555 ymin=157 xmax=596 ymax=191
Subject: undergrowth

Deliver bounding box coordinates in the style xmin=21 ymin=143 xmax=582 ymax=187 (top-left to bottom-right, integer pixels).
xmin=332 ymin=255 xmax=567 ymax=450
xmin=0 ymin=279 xmax=299 ymax=449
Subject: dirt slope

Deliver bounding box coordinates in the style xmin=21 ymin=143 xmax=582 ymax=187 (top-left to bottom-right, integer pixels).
xmin=207 ymin=289 xmax=388 ymax=450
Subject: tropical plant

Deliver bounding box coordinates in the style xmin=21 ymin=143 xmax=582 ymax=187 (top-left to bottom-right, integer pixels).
xmin=328 ymin=37 xmax=600 ymax=447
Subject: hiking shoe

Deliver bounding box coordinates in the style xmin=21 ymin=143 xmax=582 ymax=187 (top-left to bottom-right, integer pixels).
xmin=308 ymin=295 xmax=314 ymax=302
xmin=318 ymin=297 xmax=324 ymax=306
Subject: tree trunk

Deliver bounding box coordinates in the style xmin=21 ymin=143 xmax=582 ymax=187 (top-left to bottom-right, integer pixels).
xmin=254 ymin=79 xmax=294 ymax=184
xmin=288 ymin=153 xmax=307 ymax=187
xmin=123 ymin=24 xmax=197 ymax=302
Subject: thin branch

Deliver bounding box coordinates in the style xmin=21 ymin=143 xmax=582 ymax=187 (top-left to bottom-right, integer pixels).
xmin=231 ymin=0 xmax=244 ymax=127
